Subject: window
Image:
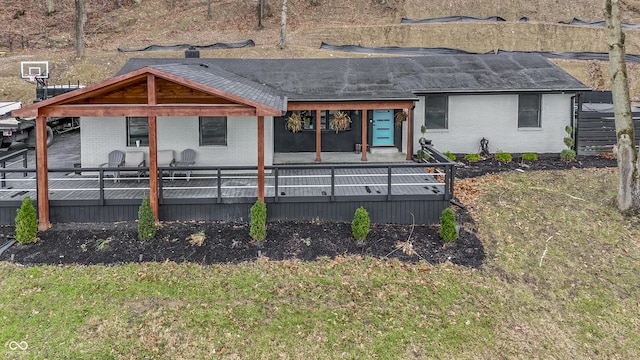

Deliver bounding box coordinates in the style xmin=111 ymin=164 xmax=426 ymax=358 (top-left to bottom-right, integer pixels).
xmin=296 ymin=110 xmax=351 ymax=131
xmin=518 ymin=94 xmax=541 ymax=128
xmin=200 ymin=116 xmax=227 ymax=146
xmin=127 ymin=117 xmax=148 ymax=146
xmin=424 ymin=95 xmax=448 ymax=129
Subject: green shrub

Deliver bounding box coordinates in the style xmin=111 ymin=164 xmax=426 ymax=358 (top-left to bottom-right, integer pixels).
xmin=416 ymin=149 xmax=430 ymax=161
xmin=495 ymin=151 xmax=513 ymax=163
xmin=561 ymin=125 xmax=575 ymax=160
xmin=351 ymin=206 xmax=370 ymax=242
xmin=560 ymin=149 xmax=576 ymax=162
xmin=439 ymin=208 xmax=458 ymax=243
xmin=464 ymin=153 xmax=481 ymax=162
xmin=15 ymin=196 xmax=38 ymax=244
xmin=522 ymin=152 xmax=538 ymax=161
xmin=137 ymin=196 xmax=157 ymax=241
xmin=249 ymin=200 xmax=267 ymax=241
xmin=443 ymin=151 xmax=456 ymax=161
xmin=564 ymin=125 xmax=575 ymax=148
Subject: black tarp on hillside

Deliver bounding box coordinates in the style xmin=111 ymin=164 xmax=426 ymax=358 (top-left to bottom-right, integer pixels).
xmin=117 ymin=40 xmax=255 ymax=53
xmin=558 ymin=17 xmax=640 ymax=29
xmin=400 ymin=15 xmax=640 ymax=28
xmin=400 ymin=16 xmax=506 ymax=24
xmin=318 ymin=42 xmax=640 ymax=64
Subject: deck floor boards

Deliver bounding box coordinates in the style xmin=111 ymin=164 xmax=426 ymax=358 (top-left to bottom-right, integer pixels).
xmin=0 ymin=167 xmax=448 ymax=201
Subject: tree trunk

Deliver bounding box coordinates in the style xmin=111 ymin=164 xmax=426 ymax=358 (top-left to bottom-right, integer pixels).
xmin=605 ymin=0 xmax=640 ymax=212
xmin=258 ymin=0 xmax=264 ymax=29
xmin=75 ymin=0 xmax=86 ymax=59
xmin=279 ymin=0 xmax=287 ymax=48
xmin=207 ymin=0 xmax=212 ymax=20
xmin=46 ymin=0 xmax=55 ymax=16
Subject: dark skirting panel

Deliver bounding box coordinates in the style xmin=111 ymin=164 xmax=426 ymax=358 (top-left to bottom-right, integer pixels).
xmin=1 ymin=198 xmax=450 ymax=225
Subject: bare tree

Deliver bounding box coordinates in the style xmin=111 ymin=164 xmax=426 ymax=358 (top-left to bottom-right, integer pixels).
xmin=46 ymin=0 xmax=55 ymax=16
xmin=75 ymin=0 xmax=86 ymax=59
xmin=605 ymin=0 xmax=640 ymax=212
xmin=279 ymin=0 xmax=287 ymax=48
xmin=258 ymin=0 xmax=269 ymax=29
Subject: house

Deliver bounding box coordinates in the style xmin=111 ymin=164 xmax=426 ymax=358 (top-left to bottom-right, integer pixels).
xmin=9 ymin=53 xmax=588 ymax=229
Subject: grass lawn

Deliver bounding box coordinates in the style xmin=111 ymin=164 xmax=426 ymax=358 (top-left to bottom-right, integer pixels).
xmin=2 ymin=168 xmax=639 ymax=359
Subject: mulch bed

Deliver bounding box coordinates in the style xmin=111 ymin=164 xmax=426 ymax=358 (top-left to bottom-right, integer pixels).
xmin=0 ymin=154 xmax=617 ymax=268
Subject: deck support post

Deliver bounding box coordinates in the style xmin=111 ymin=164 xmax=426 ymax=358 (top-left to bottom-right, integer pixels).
xmin=361 ymin=109 xmax=368 ymax=161
xmin=315 ymin=109 xmax=321 ymax=162
xmin=406 ymin=107 xmax=413 ymax=160
xmin=36 ymin=114 xmax=50 ymax=230
xmin=147 ymin=74 xmax=159 ymax=220
xmin=258 ymin=115 xmax=265 ymax=201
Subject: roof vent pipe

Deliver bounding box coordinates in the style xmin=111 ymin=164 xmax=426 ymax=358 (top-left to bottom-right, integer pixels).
xmin=185 ymin=46 xmax=200 ymax=58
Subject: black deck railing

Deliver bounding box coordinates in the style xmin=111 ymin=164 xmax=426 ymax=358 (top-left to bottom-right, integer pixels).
xmin=0 ymin=148 xmax=28 ymax=188
xmin=0 ymin=146 xmax=455 ymax=205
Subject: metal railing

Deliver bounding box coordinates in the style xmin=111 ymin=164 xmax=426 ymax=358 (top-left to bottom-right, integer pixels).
xmin=0 ymin=148 xmax=455 ymax=204
xmin=0 ymin=148 xmax=28 ymax=188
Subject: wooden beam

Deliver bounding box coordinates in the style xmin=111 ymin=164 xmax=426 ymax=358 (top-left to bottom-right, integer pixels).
xmin=406 ymin=109 xmax=413 ymax=161
xmin=39 ymin=104 xmax=266 ymax=117
xmin=257 ymin=116 xmax=265 ymax=201
xmin=361 ymin=109 xmax=368 ymax=161
xmin=147 ymin=74 xmax=159 ymax=221
xmin=287 ymin=101 xmax=415 ymax=111
xmin=315 ymin=109 xmax=322 ymax=162
xmin=35 ymin=114 xmax=50 ymax=231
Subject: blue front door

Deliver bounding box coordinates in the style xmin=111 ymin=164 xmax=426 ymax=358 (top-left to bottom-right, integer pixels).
xmin=372 ymin=110 xmax=394 ymax=146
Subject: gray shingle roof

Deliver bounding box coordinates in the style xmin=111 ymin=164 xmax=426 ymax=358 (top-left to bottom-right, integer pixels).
xmin=149 ymin=63 xmax=287 ymax=111
xmin=117 ymin=53 xmax=589 ymax=102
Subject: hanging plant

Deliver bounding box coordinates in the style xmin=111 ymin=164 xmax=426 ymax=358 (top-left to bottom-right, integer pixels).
xmin=329 ymin=111 xmax=351 ymax=133
xmin=286 ymin=111 xmax=303 ymax=133
xmin=394 ymin=110 xmax=407 ymax=127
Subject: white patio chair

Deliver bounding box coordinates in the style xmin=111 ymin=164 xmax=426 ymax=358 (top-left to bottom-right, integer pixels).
xmin=122 ymin=151 xmax=146 ymax=182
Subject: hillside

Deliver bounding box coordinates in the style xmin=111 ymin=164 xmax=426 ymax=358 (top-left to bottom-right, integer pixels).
xmin=3 ymin=0 xmax=640 ymax=105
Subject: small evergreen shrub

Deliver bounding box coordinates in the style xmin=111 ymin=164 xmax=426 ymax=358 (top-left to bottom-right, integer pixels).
xmin=563 ymin=125 xmax=575 ymax=148
xmin=439 ymin=208 xmax=458 ymax=243
xmin=137 ymin=196 xmax=157 ymax=241
xmin=495 ymin=151 xmax=513 ymax=163
xmin=522 ymin=152 xmax=538 ymax=161
xmin=560 ymin=149 xmax=576 ymax=162
xmin=249 ymin=200 xmax=267 ymax=241
xmin=464 ymin=153 xmax=481 ymax=162
xmin=15 ymin=196 xmax=38 ymax=244
xmin=561 ymin=126 xmax=576 ymax=162
xmin=443 ymin=151 xmax=456 ymax=161
xmin=351 ymin=206 xmax=371 ymax=242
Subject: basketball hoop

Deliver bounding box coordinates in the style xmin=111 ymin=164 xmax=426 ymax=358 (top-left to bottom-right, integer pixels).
xmin=26 ymin=75 xmax=36 ymax=83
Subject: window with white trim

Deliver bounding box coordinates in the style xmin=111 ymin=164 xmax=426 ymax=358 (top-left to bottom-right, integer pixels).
xmin=200 ymin=116 xmax=227 ymax=146
xmin=518 ymin=94 xmax=541 ymax=128
xmin=424 ymin=95 xmax=448 ymax=129
xmin=127 ymin=117 xmax=148 ymax=146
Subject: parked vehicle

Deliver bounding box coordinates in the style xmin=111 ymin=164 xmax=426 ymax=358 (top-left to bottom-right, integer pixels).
xmin=0 ymin=84 xmax=82 ymax=149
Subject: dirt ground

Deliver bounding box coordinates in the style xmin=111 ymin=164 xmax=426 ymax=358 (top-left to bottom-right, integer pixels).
xmin=0 ymin=154 xmax=617 ymax=268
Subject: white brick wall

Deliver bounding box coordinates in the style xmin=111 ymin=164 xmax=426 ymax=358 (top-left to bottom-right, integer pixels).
xmin=81 ymin=116 xmax=274 ymax=167
xmin=412 ymin=93 xmax=573 ymax=154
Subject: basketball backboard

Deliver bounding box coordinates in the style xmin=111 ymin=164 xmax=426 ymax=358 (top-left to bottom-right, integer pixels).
xmin=20 ymin=61 xmax=49 ymax=80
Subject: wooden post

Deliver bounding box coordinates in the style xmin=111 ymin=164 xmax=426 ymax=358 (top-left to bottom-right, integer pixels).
xmin=406 ymin=108 xmax=413 ymax=160
xmin=258 ymin=116 xmax=265 ymax=201
xmin=35 ymin=114 xmax=50 ymax=230
xmin=147 ymin=74 xmax=159 ymax=220
xmin=361 ymin=109 xmax=368 ymax=161
xmin=315 ymin=109 xmax=321 ymax=162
